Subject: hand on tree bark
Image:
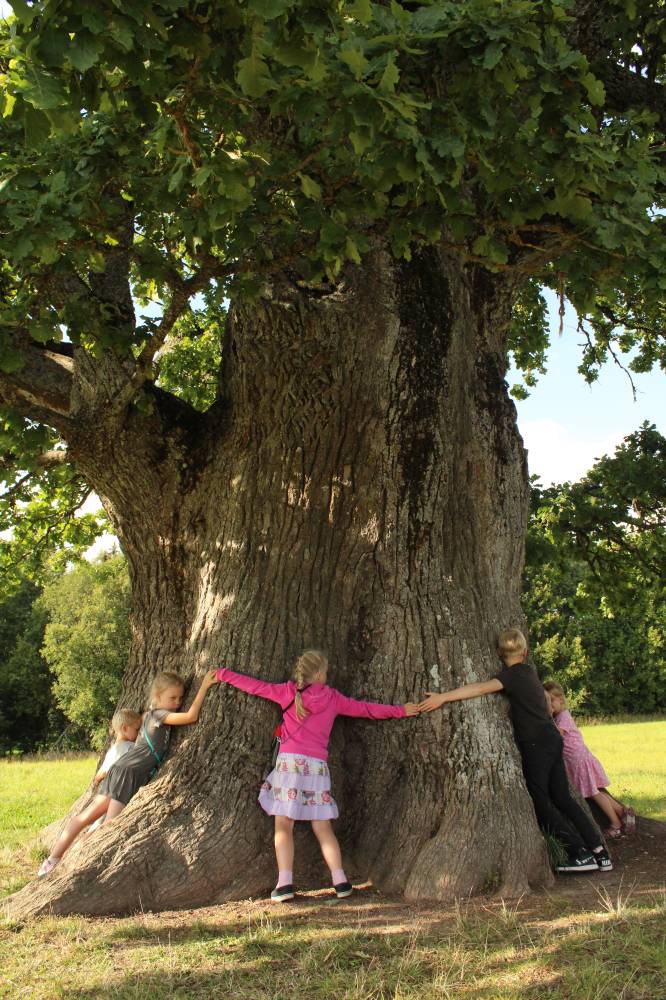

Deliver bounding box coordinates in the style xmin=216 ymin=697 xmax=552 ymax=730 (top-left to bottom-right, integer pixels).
xmin=418 ymin=692 xmax=449 ymax=712
xmin=201 ymin=669 xmax=220 ymax=690
xmin=403 ymin=703 xmax=420 ymax=716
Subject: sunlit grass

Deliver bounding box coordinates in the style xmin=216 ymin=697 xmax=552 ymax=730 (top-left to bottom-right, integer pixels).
xmin=0 ymin=755 xmax=95 ymax=897
xmin=579 ymin=717 xmax=666 ymax=822
xmin=0 ymin=898 xmax=664 ymax=999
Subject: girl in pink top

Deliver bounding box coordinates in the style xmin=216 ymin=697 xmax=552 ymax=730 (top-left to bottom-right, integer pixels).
xmin=544 ymin=682 xmax=635 ymax=837
xmin=216 ymin=648 xmax=418 ymax=902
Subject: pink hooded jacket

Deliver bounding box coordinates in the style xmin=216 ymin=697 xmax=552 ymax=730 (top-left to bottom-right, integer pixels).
xmin=216 ymin=666 xmax=406 ymax=761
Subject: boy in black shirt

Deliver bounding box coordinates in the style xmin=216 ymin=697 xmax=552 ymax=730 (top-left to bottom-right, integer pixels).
xmin=419 ymin=628 xmax=612 ymax=873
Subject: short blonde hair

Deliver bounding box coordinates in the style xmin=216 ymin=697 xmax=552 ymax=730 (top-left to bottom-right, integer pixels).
xmin=293 ymin=649 xmax=328 ymax=719
xmin=110 ymin=709 xmax=142 ymax=737
xmin=497 ymin=628 xmax=527 ymax=658
xmin=148 ymin=671 xmax=185 ymax=707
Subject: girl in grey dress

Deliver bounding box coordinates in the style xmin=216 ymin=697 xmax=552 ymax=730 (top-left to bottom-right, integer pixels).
xmin=38 ymin=669 xmax=219 ymax=876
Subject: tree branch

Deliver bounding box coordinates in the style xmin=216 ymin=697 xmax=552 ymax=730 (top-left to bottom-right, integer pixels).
xmin=0 ymin=340 xmax=74 ymax=431
xmin=109 ymin=261 xmax=219 ymax=414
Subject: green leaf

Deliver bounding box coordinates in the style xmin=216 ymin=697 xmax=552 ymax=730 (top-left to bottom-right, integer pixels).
xmin=483 ymin=41 xmax=504 ymax=70
xmin=6 ymin=0 xmax=38 ymax=24
xmin=349 ymin=129 xmax=372 ymax=154
xmin=0 ymin=350 xmax=25 ymax=374
xmin=339 ymin=45 xmax=367 ymax=79
xmin=298 ymin=173 xmax=322 ymax=200
xmin=581 ymin=72 xmax=605 ymax=106
xmin=378 ymin=56 xmax=399 ymax=94
xmin=2 ymin=93 xmax=16 ymax=119
xmin=236 ymin=49 xmax=276 ymax=97
xmin=19 ymin=69 xmax=66 ymax=111
xmin=345 ymin=235 xmax=362 ymax=264
xmin=347 ymin=0 xmax=372 ymax=25
xmin=69 ymin=32 xmax=104 ymax=73
xmin=248 ymin=0 xmax=291 ymax=18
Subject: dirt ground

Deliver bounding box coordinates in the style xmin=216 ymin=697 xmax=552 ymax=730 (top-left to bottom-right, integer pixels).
xmin=93 ymin=815 xmax=666 ymax=933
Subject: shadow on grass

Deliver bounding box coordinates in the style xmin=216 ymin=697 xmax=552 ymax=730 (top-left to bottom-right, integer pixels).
xmin=52 ymin=899 xmax=666 ymax=1000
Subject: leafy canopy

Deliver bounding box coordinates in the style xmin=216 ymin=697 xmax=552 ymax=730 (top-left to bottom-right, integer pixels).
xmin=2 ymin=1 xmax=665 ymax=350
xmin=0 ymin=0 xmax=665 ymax=576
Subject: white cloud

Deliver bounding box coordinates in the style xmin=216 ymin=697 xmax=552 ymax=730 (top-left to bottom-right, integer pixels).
xmin=519 ymin=419 xmax=623 ymax=486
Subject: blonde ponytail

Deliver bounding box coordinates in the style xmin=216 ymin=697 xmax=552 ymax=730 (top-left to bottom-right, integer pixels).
xmin=293 ymin=649 xmax=328 ymax=719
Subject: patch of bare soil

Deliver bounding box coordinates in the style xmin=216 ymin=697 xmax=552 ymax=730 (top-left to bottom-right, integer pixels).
xmin=83 ymin=815 xmax=665 ymax=939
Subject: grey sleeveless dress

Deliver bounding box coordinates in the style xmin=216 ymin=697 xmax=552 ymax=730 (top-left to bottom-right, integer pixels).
xmin=99 ymin=709 xmax=171 ymax=805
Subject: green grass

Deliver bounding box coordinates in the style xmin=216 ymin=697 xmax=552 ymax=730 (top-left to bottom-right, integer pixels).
xmin=0 ymin=756 xmax=96 ymax=853
xmin=1 ymin=725 xmax=665 ymax=998
xmin=579 ymin=717 xmax=666 ymax=822
xmin=0 ymin=894 xmax=665 ymax=999
xmin=0 ymin=755 xmax=95 ymax=898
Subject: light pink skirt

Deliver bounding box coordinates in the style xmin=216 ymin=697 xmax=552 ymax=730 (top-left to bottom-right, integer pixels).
xmin=564 ymin=748 xmax=610 ymax=799
xmin=259 ymin=753 xmax=339 ymax=821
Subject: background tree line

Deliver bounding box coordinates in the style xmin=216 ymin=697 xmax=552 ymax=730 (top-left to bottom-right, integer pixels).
xmin=1 ymin=422 xmax=664 ymax=754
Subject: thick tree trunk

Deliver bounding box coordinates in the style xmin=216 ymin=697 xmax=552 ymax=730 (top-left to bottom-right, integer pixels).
xmin=5 ymin=248 xmax=553 ymax=918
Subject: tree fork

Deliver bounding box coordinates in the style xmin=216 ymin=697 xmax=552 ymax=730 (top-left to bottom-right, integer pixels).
xmin=5 ymin=250 xmax=552 ymax=918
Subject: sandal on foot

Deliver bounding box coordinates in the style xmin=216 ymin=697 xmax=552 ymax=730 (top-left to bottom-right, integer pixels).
xmin=37 ymin=857 xmax=60 ymax=877
xmin=622 ymin=807 xmax=636 ymax=833
xmin=605 ymin=826 xmax=623 ymax=839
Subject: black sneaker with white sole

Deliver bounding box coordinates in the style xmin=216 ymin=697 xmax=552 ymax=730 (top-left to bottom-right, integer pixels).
xmin=334 ymin=881 xmax=353 ymax=899
xmin=555 ymin=850 xmax=599 ymax=873
xmin=593 ymin=848 xmax=613 ymax=872
xmin=270 ymin=884 xmax=295 ymax=902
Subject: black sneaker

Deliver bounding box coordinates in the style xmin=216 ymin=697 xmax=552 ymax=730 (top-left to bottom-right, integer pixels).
xmin=334 ymin=881 xmax=353 ymax=899
xmin=555 ymin=850 xmax=599 ymax=873
xmin=270 ymin=884 xmax=295 ymax=902
xmin=593 ymin=848 xmax=613 ymax=872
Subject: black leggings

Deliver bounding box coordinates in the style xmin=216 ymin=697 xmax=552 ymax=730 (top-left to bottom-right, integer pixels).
xmin=519 ymin=730 xmax=602 ymax=854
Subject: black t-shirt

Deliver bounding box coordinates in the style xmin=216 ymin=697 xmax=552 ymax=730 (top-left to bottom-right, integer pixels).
xmin=495 ymin=661 xmax=557 ymax=742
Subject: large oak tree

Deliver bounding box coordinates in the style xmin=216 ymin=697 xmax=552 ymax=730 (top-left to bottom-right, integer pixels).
xmin=1 ymin=0 xmax=664 ymax=916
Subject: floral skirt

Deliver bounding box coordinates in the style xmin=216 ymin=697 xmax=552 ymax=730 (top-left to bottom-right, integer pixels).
xmin=259 ymin=753 xmax=339 ymax=821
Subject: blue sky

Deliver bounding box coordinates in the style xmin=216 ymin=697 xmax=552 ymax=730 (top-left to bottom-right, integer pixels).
xmin=513 ymin=291 xmax=665 ymax=486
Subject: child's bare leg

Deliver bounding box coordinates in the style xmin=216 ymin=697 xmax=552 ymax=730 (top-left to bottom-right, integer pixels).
xmin=311 ymin=820 xmax=347 ymax=885
xmin=274 ymin=815 xmax=295 ymax=885
xmin=590 ymin=790 xmax=622 ymax=829
xmin=602 ymin=789 xmax=627 ymax=816
xmin=105 ymin=798 xmax=126 ymax=822
xmin=48 ymin=795 xmax=110 ymax=860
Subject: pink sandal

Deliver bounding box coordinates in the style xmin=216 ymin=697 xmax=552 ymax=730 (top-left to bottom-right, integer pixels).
xmin=37 ymin=857 xmax=60 ymax=877
xmin=622 ymin=807 xmax=636 ymax=834
xmin=605 ymin=826 xmax=623 ymax=839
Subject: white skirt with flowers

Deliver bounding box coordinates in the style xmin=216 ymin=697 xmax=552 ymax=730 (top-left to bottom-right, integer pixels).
xmin=259 ymin=752 xmax=339 ymax=821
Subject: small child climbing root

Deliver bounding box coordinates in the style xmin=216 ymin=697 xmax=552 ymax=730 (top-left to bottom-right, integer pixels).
xmin=88 ymin=709 xmax=141 ymax=833
xmin=217 ymin=649 xmax=419 ymax=902
xmin=544 ymin=682 xmax=635 ymax=837
xmin=93 ymin=709 xmax=142 ymax=787
xmin=38 ymin=669 xmax=218 ymax=876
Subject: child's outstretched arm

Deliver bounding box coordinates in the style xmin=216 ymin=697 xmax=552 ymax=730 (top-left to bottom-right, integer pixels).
xmin=333 ymin=691 xmax=419 ymax=719
xmin=419 ymin=678 xmax=503 ymax=712
xmin=163 ymin=670 xmax=219 ymax=726
xmin=216 ymin=666 xmax=294 ymax=708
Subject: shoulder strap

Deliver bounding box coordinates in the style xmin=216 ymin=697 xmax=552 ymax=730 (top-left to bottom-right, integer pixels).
xmin=143 ymin=713 xmax=163 ymax=767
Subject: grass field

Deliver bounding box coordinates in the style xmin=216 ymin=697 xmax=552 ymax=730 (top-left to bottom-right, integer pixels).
xmin=580 ymin=717 xmax=666 ymax=822
xmin=0 ymin=756 xmax=96 ymax=854
xmin=1 ymin=720 xmax=664 ymax=999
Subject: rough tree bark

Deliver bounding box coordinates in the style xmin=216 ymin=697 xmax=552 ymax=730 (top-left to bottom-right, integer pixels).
xmin=5 ymin=247 xmax=553 ymax=917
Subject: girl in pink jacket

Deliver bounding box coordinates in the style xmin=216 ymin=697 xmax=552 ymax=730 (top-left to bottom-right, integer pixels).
xmin=217 ymin=649 xmax=418 ymax=902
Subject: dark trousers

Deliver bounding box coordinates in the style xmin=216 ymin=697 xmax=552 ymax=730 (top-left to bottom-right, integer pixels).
xmin=519 ymin=729 xmax=602 ymax=855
